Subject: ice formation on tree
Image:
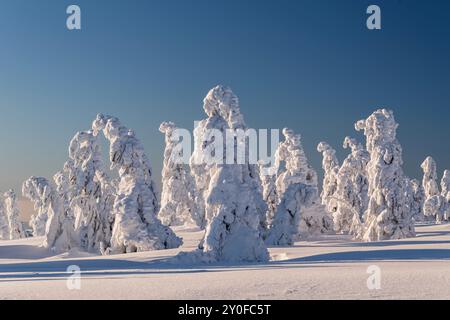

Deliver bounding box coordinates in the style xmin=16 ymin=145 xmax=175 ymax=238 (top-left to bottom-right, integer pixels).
xmin=266 ymin=128 xmax=333 ymax=245
xmin=92 ymin=114 xmax=182 ymax=254
xmin=191 ymin=85 xmax=269 ymax=262
xmin=421 ymin=157 xmax=449 ymax=223
xmin=0 ymin=196 xmax=9 ymax=240
xmin=331 ymin=137 xmax=369 ymax=236
xmin=356 ymin=109 xmax=415 ymax=241
xmin=66 ymin=130 xmax=114 ymax=253
xmin=441 ymin=170 xmax=450 ymax=199
xmin=158 ymin=121 xmax=201 ymax=227
xmin=23 ymin=176 xmax=75 ymax=251
xmin=421 ymin=157 xmax=440 ymax=199
xmin=409 ymin=179 xmax=426 ymax=222
xmin=317 ymin=142 xmax=340 ymax=213
xmin=260 ymin=171 xmax=278 ymax=226
xmin=2 ymin=190 xmax=25 ymax=240
xmin=23 ymin=177 xmax=51 ymax=237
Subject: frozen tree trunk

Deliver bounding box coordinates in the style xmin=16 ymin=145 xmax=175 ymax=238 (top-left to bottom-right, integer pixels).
xmin=3 ymin=190 xmax=25 ymax=240
xmin=317 ymin=142 xmax=340 ymax=213
xmin=356 ymin=109 xmax=415 ymax=241
xmin=92 ymin=114 xmax=182 ymax=254
xmin=260 ymin=171 xmax=278 ymax=227
xmin=0 ymin=197 xmax=9 ymax=240
xmin=332 ymin=137 xmax=369 ymax=236
xmin=159 ymin=121 xmax=202 ymax=227
xmin=267 ymin=129 xmax=333 ymax=245
xmin=191 ymin=86 xmax=269 ymax=262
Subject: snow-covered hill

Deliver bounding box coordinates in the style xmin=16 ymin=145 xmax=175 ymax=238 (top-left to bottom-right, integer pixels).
xmin=1 ymin=224 xmax=450 ymax=300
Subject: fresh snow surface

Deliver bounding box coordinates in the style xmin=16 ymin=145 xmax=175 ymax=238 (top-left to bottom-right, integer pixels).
xmin=1 ymin=223 xmax=450 ymax=299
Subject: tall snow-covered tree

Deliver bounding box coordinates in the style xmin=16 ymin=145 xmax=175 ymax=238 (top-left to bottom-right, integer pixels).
xmin=92 ymin=114 xmax=182 ymax=254
xmin=332 ymin=137 xmax=369 ymax=236
xmin=421 ymin=157 xmax=440 ymax=199
xmin=260 ymin=170 xmax=278 ymax=227
xmin=67 ymin=130 xmax=113 ymax=253
xmin=410 ymin=179 xmax=426 ymax=222
xmin=421 ymin=157 xmax=448 ymax=222
xmin=23 ymin=176 xmax=76 ymax=251
xmin=197 ymin=85 xmax=269 ymax=262
xmin=3 ymin=190 xmax=25 ymax=240
xmin=0 ymin=196 xmax=10 ymax=240
xmin=317 ymin=141 xmax=339 ymax=213
xmin=159 ymin=121 xmax=202 ymax=227
xmin=266 ymin=128 xmax=333 ymax=245
xmin=23 ymin=177 xmax=51 ymax=237
xmin=356 ymin=109 xmax=415 ymax=241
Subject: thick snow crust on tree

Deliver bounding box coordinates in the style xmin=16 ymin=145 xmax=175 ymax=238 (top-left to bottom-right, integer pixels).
xmin=66 ymin=130 xmax=114 ymax=253
xmin=0 ymin=196 xmax=9 ymax=240
xmin=92 ymin=114 xmax=182 ymax=254
xmin=331 ymin=137 xmax=369 ymax=236
xmin=317 ymin=142 xmax=339 ymax=214
xmin=158 ymin=121 xmax=201 ymax=227
xmin=22 ymin=177 xmax=52 ymax=237
xmin=421 ymin=157 xmax=449 ymax=223
xmin=23 ymin=176 xmax=76 ymax=251
xmin=356 ymin=109 xmax=415 ymax=241
xmin=184 ymin=85 xmax=269 ymax=262
xmin=266 ymin=128 xmax=333 ymax=245
xmin=3 ymin=190 xmax=25 ymax=240
xmin=409 ymin=179 xmax=426 ymax=222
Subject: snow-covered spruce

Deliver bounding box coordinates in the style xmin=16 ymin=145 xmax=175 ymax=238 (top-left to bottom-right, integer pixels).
xmin=409 ymin=179 xmax=426 ymax=222
xmin=266 ymin=128 xmax=333 ymax=245
xmin=2 ymin=190 xmax=25 ymax=240
xmin=159 ymin=121 xmax=202 ymax=227
xmin=260 ymin=170 xmax=278 ymax=227
xmin=421 ymin=157 xmax=440 ymax=199
xmin=92 ymin=114 xmax=182 ymax=254
xmin=23 ymin=176 xmax=76 ymax=251
xmin=332 ymin=137 xmax=369 ymax=236
xmin=421 ymin=157 xmax=448 ymax=222
xmin=67 ymin=130 xmax=114 ymax=253
xmin=356 ymin=109 xmax=415 ymax=241
xmin=189 ymin=85 xmax=269 ymax=262
xmin=317 ymin=141 xmax=340 ymax=214
xmin=0 ymin=195 xmax=9 ymax=240
xmin=22 ymin=177 xmax=51 ymax=237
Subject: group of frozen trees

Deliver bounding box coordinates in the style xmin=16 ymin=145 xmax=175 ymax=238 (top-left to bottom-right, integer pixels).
xmin=318 ymin=109 xmax=417 ymax=241
xmin=9 ymin=87 xmax=450 ymax=261
xmin=0 ymin=190 xmax=25 ymax=240
xmin=421 ymin=157 xmax=450 ymax=223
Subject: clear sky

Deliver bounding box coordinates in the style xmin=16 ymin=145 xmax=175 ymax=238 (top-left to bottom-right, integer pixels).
xmin=1 ymin=0 xmax=450 ymax=198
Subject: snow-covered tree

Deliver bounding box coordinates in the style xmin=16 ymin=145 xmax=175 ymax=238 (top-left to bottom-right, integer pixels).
xmin=421 ymin=157 xmax=448 ymax=223
xmin=23 ymin=176 xmax=76 ymax=251
xmin=92 ymin=114 xmax=182 ymax=254
xmin=3 ymin=190 xmax=25 ymax=240
xmin=267 ymin=128 xmax=333 ymax=245
xmin=67 ymin=130 xmax=113 ymax=253
xmin=23 ymin=177 xmax=51 ymax=237
xmin=317 ymin=141 xmax=339 ymax=213
xmin=195 ymin=85 xmax=269 ymax=262
xmin=410 ymin=179 xmax=426 ymax=222
xmin=441 ymin=170 xmax=450 ymax=199
xmin=159 ymin=121 xmax=202 ymax=227
xmin=260 ymin=170 xmax=278 ymax=227
xmin=356 ymin=109 xmax=415 ymax=241
xmin=0 ymin=196 xmax=10 ymax=240
xmin=421 ymin=157 xmax=440 ymax=199
xmin=332 ymin=137 xmax=369 ymax=236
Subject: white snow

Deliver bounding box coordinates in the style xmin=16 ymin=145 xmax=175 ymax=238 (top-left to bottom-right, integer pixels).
xmin=0 ymin=223 xmax=449 ymax=299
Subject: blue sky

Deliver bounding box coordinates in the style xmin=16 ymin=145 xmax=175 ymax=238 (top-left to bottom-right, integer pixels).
xmin=1 ymin=0 xmax=450 ymax=195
